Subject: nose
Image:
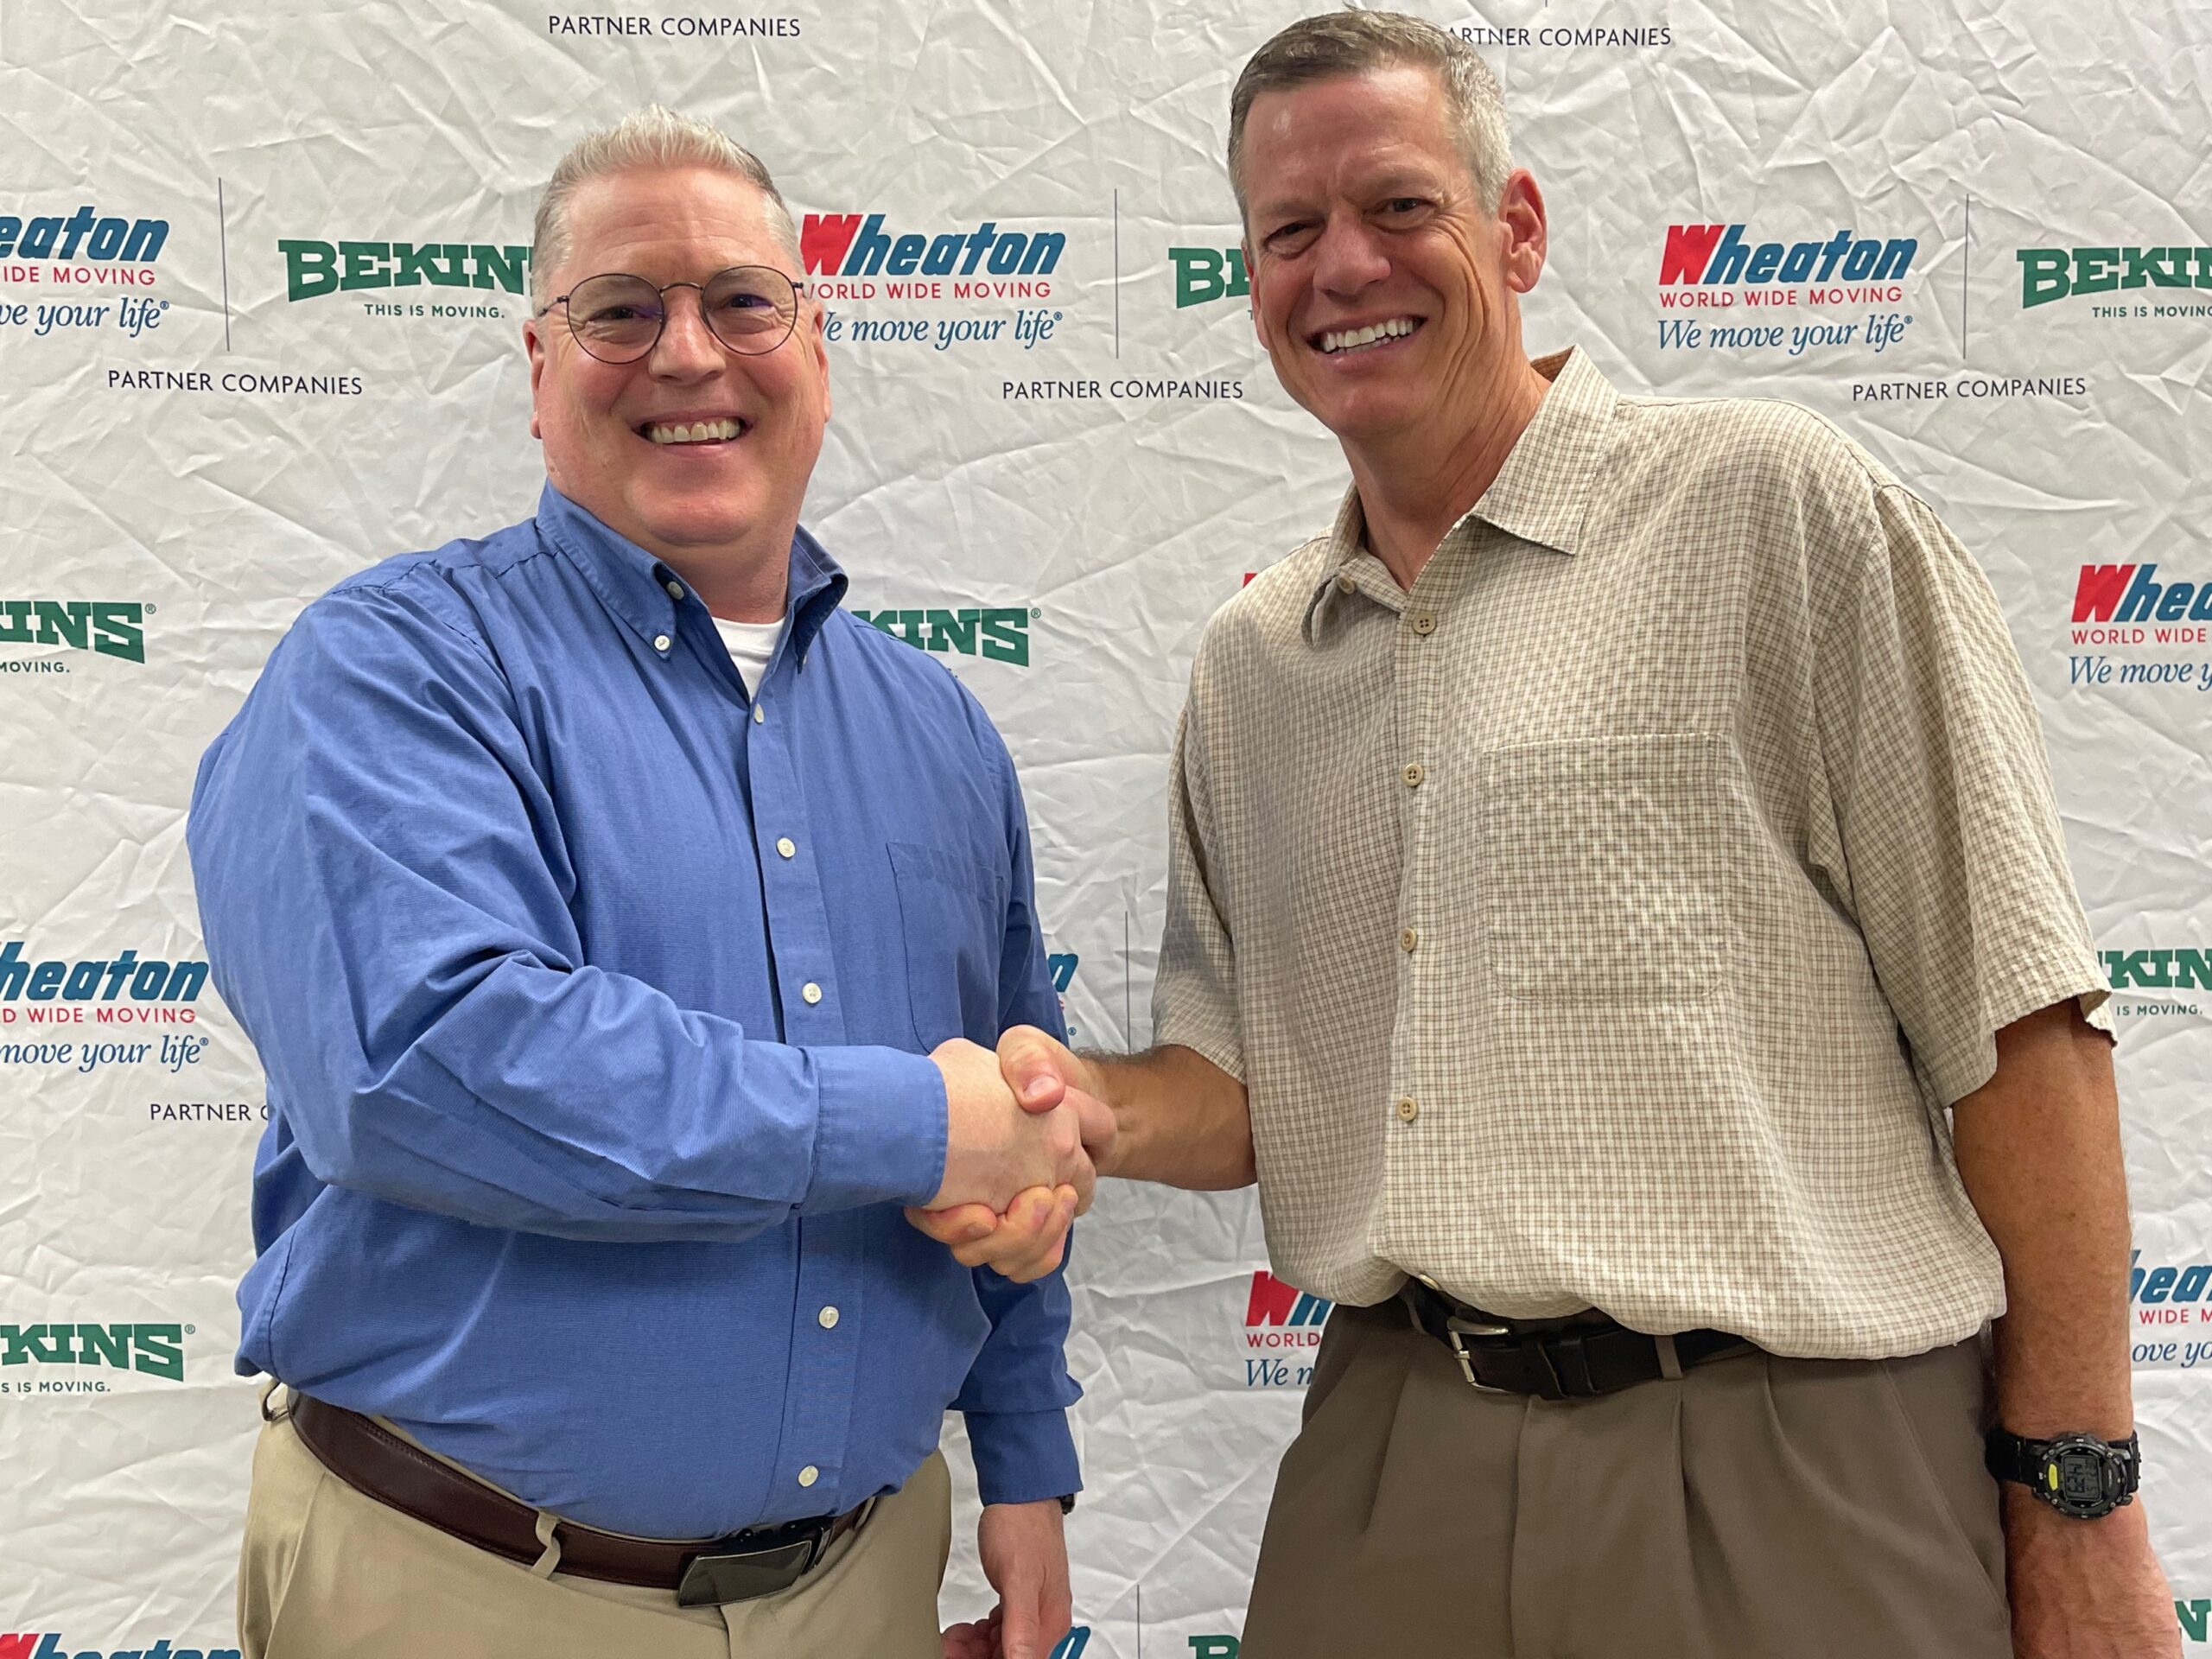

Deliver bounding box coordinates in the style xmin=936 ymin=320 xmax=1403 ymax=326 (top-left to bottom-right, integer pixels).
xmin=1310 ymin=210 xmax=1391 ymax=299
xmin=646 ymin=286 xmax=725 ymax=378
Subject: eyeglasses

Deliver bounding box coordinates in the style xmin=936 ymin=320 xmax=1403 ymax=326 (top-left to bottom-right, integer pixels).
xmin=537 ymin=266 xmax=801 ymax=363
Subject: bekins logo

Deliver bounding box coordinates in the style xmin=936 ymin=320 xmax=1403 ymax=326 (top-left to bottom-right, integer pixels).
xmin=0 ymin=1322 xmax=188 ymax=1386
xmin=2181 ymin=1597 xmax=2212 ymax=1643
xmin=0 ymin=1638 xmax=237 ymax=1659
xmin=1170 ymin=246 xmax=1249 ymax=309
xmin=278 ymin=238 xmax=531 ymax=302
xmin=801 ymin=213 xmax=1065 ymax=296
xmin=852 ymin=607 xmax=1031 ymax=667
xmin=0 ymin=601 xmax=145 ymax=664
xmin=2018 ymin=245 xmax=2212 ymax=308
xmin=2104 ymin=949 xmax=2212 ymax=991
xmin=1658 ymin=223 xmax=1916 ymax=303
xmin=0 ymin=944 xmax=208 ymax=1014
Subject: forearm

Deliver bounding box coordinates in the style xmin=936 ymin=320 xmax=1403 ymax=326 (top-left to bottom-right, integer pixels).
xmin=1082 ymin=1043 xmax=1255 ymax=1190
xmin=1951 ymin=1000 xmax=2133 ymax=1439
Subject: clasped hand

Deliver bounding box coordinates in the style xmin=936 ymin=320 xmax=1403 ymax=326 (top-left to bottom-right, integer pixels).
xmin=911 ymin=1029 xmax=1111 ymax=1282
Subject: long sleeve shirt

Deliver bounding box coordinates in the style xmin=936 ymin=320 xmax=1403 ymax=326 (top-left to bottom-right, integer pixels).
xmin=188 ymin=484 xmax=1078 ymax=1538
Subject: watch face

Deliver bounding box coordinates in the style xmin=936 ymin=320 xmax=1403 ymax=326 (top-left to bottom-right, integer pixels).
xmin=2055 ymin=1449 xmax=2107 ymax=1505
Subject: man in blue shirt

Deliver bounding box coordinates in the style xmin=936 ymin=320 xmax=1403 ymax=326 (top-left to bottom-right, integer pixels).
xmin=191 ymin=108 xmax=1097 ymax=1659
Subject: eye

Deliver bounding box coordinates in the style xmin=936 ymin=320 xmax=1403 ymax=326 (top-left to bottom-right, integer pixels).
xmin=1380 ymin=197 xmax=1427 ymax=218
xmin=1264 ymin=220 xmax=1319 ymax=253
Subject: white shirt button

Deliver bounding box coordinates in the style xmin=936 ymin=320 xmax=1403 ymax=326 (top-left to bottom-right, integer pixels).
xmin=802 ymin=982 xmax=823 ymax=1005
xmin=817 ymin=1306 xmax=839 ymax=1329
xmin=753 ymin=704 xmax=765 ymax=724
xmin=1395 ymin=1096 xmax=1419 ymax=1122
xmin=1336 ymin=574 xmax=1356 ymax=594
xmin=652 ymin=633 xmax=671 ymax=653
xmin=1400 ymin=927 xmax=1419 ymax=952
xmin=1409 ymin=611 xmax=1438 ymax=636
xmin=798 ymin=1465 xmax=818 ymax=1488
xmin=777 ymin=837 xmax=796 ymax=859
xmin=664 ymin=580 xmax=684 ymax=600
xmin=1402 ymin=762 xmax=1426 ymax=788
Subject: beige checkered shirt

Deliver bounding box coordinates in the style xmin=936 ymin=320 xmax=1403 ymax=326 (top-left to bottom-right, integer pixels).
xmin=1154 ymin=346 xmax=2112 ymax=1358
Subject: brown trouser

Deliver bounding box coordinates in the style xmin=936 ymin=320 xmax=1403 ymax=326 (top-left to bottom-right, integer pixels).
xmin=1242 ymin=1299 xmax=2012 ymax=1659
xmin=238 ymin=1406 xmax=951 ymax=1659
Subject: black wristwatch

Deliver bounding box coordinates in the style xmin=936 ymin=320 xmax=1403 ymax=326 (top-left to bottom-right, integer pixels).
xmin=1985 ymin=1428 xmax=2141 ymax=1519
xmin=1058 ymin=1492 xmax=1077 ymax=1516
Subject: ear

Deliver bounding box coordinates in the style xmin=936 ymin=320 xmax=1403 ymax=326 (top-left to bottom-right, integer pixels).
xmin=1497 ymin=170 xmax=1548 ymax=296
xmin=1241 ymin=237 xmax=1270 ymax=349
xmin=524 ymin=316 xmax=550 ymax=442
xmin=806 ymin=301 xmax=831 ymax=424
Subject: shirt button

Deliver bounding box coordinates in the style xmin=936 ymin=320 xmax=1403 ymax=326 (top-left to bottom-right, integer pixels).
xmin=664 ymin=580 xmax=684 ymax=601
xmin=777 ymin=837 xmax=796 ymax=859
xmin=798 ymin=1465 xmax=818 ymax=1488
xmin=1396 ymin=1096 xmax=1419 ymax=1122
xmin=1336 ymin=574 xmax=1356 ymax=594
xmin=753 ymin=704 xmax=766 ymax=724
xmin=652 ymin=633 xmax=671 ymax=653
xmin=1400 ymin=927 xmax=1419 ymax=952
xmin=1409 ymin=611 xmax=1437 ymax=636
xmin=817 ymin=1306 xmax=839 ymax=1330
xmin=1402 ymin=762 xmax=1426 ymax=788
xmin=802 ymin=982 xmax=823 ymax=1005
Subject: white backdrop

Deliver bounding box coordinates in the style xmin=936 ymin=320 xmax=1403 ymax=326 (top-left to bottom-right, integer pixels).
xmin=3 ymin=0 xmax=2209 ymax=1651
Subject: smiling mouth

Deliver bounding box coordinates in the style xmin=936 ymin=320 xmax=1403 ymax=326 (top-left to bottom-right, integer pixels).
xmin=639 ymin=417 xmax=750 ymax=445
xmin=1313 ymin=317 xmax=1422 ymax=356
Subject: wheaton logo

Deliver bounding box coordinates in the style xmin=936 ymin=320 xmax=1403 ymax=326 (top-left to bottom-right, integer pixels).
xmin=1 ymin=1322 xmax=187 ymax=1382
xmin=1170 ymin=246 xmax=1249 ymax=308
xmin=278 ymin=238 xmax=531 ymax=302
xmin=0 ymin=944 xmax=208 ymax=1006
xmin=1659 ymin=224 xmax=1916 ymax=287
xmin=1246 ymin=1269 xmax=1332 ymax=1347
xmin=800 ymin=214 xmax=1065 ymax=282
xmin=0 ymin=601 xmax=144 ymax=662
xmin=2105 ymin=949 xmax=2212 ymax=991
xmin=2018 ymin=246 xmax=2212 ymax=307
xmin=0 ymin=1639 xmax=236 ymax=1659
xmin=852 ymin=607 xmax=1029 ymax=666
xmin=2072 ymin=564 xmax=2212 ymax=629
xmin=0 ymin=207 xmax=168 ymax=264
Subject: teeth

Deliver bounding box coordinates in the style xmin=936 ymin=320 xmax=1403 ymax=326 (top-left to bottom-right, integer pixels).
xmin=647 ymin=418 xmax=742 ymax=444
xmin=1319 ymin=318 xmax=1417 ymax=354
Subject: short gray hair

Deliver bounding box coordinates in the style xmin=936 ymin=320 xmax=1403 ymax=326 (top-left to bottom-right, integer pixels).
xmin=531 ymin=105 xmax=801 ymax=306
xmin=1227 ymin=11 xmax=1511 ymax=220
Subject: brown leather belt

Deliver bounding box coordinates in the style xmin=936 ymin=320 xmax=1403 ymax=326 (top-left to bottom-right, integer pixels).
xmin=1402 ymin=1282 xmax=1755 ymax=1398
xmin=285 ymin=1391 xmax=868 ymax=1605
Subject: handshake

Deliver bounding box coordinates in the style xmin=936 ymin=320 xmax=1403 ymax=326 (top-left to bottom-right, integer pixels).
xmin=908 ymin=1027 xmax=1115 ymax=1283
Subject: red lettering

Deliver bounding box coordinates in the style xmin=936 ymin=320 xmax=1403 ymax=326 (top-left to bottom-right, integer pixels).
xmin=1245 ymin=1270 xmax=1300 ymax=1326
xmin=800 ymin=213 xmax=863 ymax=276
xmin=2072 ymin=563 xmax=2136 ymax=623
xmin=1658 ymin=223 xmax=1725 ymax=285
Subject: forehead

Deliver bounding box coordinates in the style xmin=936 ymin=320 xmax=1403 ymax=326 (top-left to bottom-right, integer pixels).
xmin=1241 ymin=66 xmax=1464 ymax=207
xmin=556 ymin=166 xmax=787 ymax=281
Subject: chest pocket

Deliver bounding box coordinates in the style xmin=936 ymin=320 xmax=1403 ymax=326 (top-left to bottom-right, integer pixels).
xmin=887 ymin=840 xmax=1007 ymax=1050
xmin=1474 ymin=733 xmax=1734 ymax=1006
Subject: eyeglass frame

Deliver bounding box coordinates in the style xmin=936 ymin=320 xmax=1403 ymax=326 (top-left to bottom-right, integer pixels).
xmin=532 ymin=264 xmax=806 ymax=363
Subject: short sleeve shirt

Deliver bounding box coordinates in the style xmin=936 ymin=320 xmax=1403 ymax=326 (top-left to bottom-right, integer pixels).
xmin=1152 ymin=346 xmax=2111 ymax=1359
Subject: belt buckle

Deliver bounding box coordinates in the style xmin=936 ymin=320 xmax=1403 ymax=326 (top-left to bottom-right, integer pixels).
xmin=676 ymin=1529 xmax=823 ymax=1607
xmin=1445 ymin=1315 xmax=1515 ymax=1394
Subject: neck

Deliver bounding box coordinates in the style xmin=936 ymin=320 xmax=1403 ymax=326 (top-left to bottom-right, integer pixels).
xmin=671 ymin=540 xmax=792 ymax=624
xmin=1342 ymin=353 xmax=1552 ymax=589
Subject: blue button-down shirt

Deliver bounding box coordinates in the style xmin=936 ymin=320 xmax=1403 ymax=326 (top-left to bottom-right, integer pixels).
xmin=188 ymin=486 xmax=1078 ymax=1538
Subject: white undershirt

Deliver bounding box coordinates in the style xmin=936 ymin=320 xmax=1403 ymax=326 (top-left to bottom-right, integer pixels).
xmin=710 ymin=614 xmax=785 ymax=699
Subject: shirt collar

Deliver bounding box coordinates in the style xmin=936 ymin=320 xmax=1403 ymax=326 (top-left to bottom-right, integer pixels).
xmin=536 ymin=483 xmax=849 ymax=669
xmin=1303 ymin=346 xmax=1618 ymax=641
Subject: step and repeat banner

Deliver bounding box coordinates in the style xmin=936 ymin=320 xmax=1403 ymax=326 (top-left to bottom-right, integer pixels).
xmin=3 ymin=0 xmax=2209 ymax=1651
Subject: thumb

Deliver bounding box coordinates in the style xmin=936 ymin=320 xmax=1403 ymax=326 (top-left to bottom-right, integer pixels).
xmin=999 ymin=1027 xmax=1068 ymax=1115
xmin=998 ymin=1586 xmax=1042 ymax=1659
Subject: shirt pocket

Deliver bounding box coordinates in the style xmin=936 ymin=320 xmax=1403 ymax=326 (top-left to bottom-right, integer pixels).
xmin=887 ymin=839 xmax=1007 ymax=1051
xmin=1474 ymin=733 xmax=1731 ymax=1006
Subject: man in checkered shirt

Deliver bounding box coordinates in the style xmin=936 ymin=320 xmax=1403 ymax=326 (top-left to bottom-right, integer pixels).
xmin=915 ymin=11 xmax=2174 ymax=1656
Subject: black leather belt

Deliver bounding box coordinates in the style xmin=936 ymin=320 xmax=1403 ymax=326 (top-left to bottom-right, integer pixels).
xmin=284 ymin=1391 xmax=868 ymax=1605
xmin=1402 ymin=1282 xmax=1754 ymax=1399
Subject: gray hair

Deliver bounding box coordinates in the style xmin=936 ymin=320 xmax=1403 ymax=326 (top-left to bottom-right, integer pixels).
xmin=531 ymin=105 xmax=802 ymax=306
xmin=1227 ymin=10 xmax=1511 ymax=221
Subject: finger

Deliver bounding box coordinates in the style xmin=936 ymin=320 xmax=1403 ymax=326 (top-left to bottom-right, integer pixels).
xmin=906 ymin=1203 xmax=1000 ymax=1245
xmin=1067 ymin=1152 xmax=1095 ymax=1216
xmin=950 ymin=1186 xmax=1059 ymax=1274
xmin=1069 ymin=1088 xmax=1118 ymax=1158
xmin=997 ymin=1026 xmax=1070 ymax=1114
xmin=999 ymin=1576 xmax=1043 ymax=1659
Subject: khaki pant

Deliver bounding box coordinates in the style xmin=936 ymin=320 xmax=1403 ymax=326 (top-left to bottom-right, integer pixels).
xmin=238 ymin=1406 xmax=951 ymax=1659
xmin=1243 ymin=1300 xmax=2012 ymax=1659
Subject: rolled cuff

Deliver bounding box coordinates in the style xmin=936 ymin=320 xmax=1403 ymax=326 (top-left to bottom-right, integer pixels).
xmin=964 ymin=1406 xmax=1081 ymax=1509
